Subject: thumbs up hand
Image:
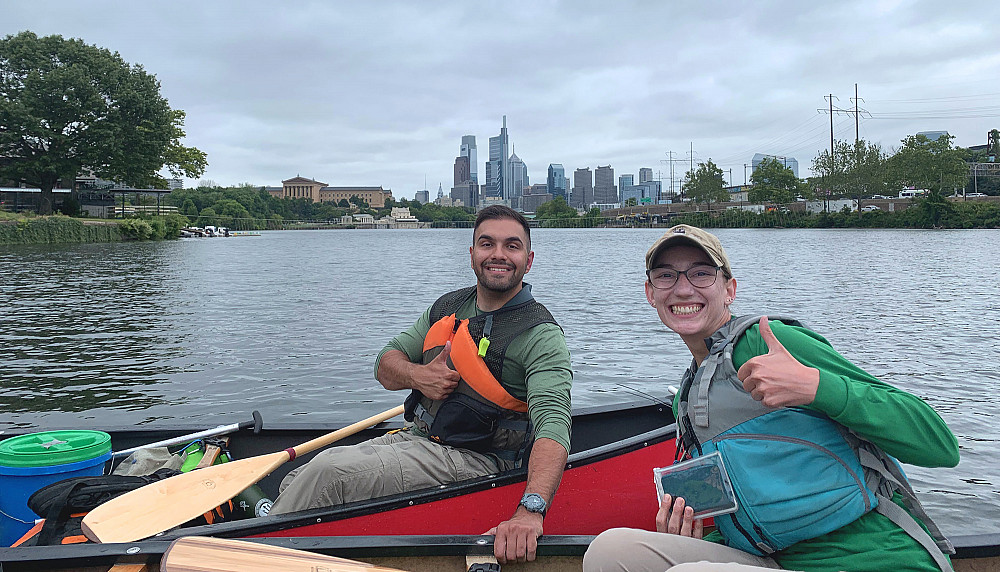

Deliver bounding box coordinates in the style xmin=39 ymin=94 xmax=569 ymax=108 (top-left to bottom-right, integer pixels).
xmin=412 ymin=341 xmax=461 ymax=400
xmin=736 ymin=317 xmax=819 ymax=408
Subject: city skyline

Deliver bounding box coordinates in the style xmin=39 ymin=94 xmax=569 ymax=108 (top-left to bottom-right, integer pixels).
xmin=3 ymin=2 xmax=998 ymax=200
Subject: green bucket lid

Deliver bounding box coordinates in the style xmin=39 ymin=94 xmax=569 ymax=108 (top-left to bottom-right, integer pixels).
xmin=0 ymin=430 xmax=112 ymax=468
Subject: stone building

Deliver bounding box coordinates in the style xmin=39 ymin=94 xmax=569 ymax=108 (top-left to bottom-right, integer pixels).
xmin=270 ymin=176 xmax=392 ymax=208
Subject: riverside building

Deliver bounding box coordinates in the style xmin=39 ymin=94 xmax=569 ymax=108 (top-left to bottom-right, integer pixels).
xmin=270 ymin=177 xmax=392 ymax=208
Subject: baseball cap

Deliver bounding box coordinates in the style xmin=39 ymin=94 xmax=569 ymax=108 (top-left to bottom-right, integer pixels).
xmin=645 ymin=225 xmax=732 ymax=277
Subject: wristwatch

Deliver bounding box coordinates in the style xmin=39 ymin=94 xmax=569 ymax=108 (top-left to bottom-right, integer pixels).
xmin=518 ymin=493 xmax=548 ymax=517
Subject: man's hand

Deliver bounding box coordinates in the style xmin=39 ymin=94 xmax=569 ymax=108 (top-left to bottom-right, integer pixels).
xmin=407 ymin=342 xmax=460 ymax=400
xmin=485 ymin=509 xmax=544 ymax=563
xmin=736 ymin=317 xmax=819 ymax=408
xmin=655 ymin=494 xmax=703 ymax=538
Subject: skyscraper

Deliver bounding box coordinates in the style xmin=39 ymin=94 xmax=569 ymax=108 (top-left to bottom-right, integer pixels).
xmin=454 ymin=155 xmax=471 ymax=187
xmin=547 ymin=164 xmax=567 ymax=200
xmin=486 ymin=116 xmax=510 ymax=200
xmin=461 ymin=135 xmax=478 ymax=185
xmin=594 ymin=165 xmax=617 ymax=204
xmin=639 ymin=167 xmax=653 ymax=184
xmin=509 ymin=150 xmax=528 ymax=210
xmin=571 ymin=167 xmax=593 ymax=209
xmin=452 ymin=154 xmax=476 ymax=208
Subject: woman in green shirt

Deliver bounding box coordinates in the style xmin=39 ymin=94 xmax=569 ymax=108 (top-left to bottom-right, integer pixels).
xmin=583 ymin=225 xmax=959 ymax=572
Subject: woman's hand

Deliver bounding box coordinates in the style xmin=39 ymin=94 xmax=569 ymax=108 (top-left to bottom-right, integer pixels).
xmin=655 ymin=494 xmax=704 ymax=538
xmin=737 ymin=317 xmax=819 ymax=408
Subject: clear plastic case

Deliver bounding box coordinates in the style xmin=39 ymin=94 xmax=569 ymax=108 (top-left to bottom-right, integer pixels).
xmin=653 ymin=451 xmax=738 ymax=519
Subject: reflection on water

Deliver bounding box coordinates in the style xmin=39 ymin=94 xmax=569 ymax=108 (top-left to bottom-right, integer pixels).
xmin=1 ymin=228 xmax=998 ymax=534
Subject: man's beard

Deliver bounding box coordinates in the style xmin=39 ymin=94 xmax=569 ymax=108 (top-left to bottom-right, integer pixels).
xmin=474 ymin=263 xmax=523 ymax=293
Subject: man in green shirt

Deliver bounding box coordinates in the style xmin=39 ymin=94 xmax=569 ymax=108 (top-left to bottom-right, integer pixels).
xmin=272 ymin=206 xmax=573 ymax=564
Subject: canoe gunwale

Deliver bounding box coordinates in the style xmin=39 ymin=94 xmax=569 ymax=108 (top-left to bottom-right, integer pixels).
xmin=2 ymin=533 xmax=997 ymax=566
xmin=154 ymin=423 xmax=678 ymax=541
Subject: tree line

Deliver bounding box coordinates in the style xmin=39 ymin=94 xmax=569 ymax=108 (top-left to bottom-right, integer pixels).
xmin=680 ymin=133 xmax=994 ymax=227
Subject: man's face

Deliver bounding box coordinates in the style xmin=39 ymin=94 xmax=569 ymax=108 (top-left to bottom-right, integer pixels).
xmin=470 ymin=218 xmax=534 ymax=294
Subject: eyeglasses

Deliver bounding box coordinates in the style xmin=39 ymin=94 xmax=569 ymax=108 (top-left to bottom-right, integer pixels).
xmin=646 ymin=265 xmax=721 ymax=289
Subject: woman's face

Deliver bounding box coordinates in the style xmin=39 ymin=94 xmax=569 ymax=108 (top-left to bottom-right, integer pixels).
xmin=645 ymin=245 xmax=736 ymax=342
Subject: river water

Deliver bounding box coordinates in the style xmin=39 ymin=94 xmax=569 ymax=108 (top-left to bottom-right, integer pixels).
xmin=1 ymin=228 xmax=998 ymax=535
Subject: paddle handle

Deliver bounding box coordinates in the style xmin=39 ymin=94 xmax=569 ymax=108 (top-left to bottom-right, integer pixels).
xmin=288 ymin=405 xmax=405 ymax=460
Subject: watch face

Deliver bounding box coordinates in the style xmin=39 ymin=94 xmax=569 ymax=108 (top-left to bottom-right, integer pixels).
xmin=521 ymin=493 xmax=546 ymax=512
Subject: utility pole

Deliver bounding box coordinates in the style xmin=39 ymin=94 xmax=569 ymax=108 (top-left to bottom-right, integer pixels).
xmin=744 ymin=164 xmax=749 ymax=185
xmin=851 ymin=83 xmax=862 ymax=142
xmin=665 ymin=151 xmax=679 ymax=200
xmin=825 ymin=94 xmax=836 ymax=159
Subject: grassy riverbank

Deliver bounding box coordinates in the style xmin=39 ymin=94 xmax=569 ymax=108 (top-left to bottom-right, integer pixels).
xmin=0 ymin=213 xmax=190 ymax=245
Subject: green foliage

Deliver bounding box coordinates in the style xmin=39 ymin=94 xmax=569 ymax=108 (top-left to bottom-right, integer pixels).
xmin=535 ymin=196 xmax=578 ymax=220
xmin=671 ymin=199 xmax=999 ymax=229
xmin=625 ymin=197 xmax=638 ymax=207
xmin=0 ymin=31 xmax=207 ymax=214
xmin=749 ymin=158 xmax=800 ymax=204
xmin=338 ymin=199 xmax=351 ymax=208
xmin=914 ymin=190 xmax=954 ymax=228
xmin=887 ymin=134 xmax=968 ymax=194
xmin=180 ymin=198 xmax=199 ymax=217
xmin=0 ymin=215 xmax=121 ymax=244
xmin=165 ymin=185 xmax=351 ymax=228
xmin=682 ymin=160 xmax=729 ymax=206
xmin=118 ymin=218 xmax=154 ymax=240
xmin=197 ymin=207 xmax=218 ymax=227
xmin=157 ymin=213 xmax=190 ymax=238
xmin=59 ymin=195 xmax=81 ymax=216
xmin=396 ymin=199 xmax=475 ymax=224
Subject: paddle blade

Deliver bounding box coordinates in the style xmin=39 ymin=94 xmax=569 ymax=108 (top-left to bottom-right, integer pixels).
xmin=162 ymin=536 xmax=406 ymax=572
xmin=82 ymin=451 xmax=288 ymax=544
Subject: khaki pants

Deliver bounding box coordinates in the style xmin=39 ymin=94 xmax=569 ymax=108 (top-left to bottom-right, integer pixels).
xmin=583 ymin=528 xmax=780 ymax=572
xmin=270 ymin=430 xmax=500 ymax=514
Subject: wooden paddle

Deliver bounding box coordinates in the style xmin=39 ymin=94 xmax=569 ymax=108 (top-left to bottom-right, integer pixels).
xmin=161 ymin=536 xmax=407 ymax=572
xmin=82 ymin=405 xmax=405 ymax=544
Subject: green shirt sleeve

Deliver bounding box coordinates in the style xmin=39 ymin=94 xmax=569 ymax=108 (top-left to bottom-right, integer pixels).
xmin=732 ymin=319 xmax=959 ymax=468
xmin=503 ymin=322 xmax=574 ymax=454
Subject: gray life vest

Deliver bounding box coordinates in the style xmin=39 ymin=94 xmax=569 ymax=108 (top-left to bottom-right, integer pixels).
xmin=676 ymin=315 xmax=954 ymax=570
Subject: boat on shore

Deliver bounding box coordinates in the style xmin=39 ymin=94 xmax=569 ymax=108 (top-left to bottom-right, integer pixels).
xmin=179 ymin=226 xmax=230 ymax=238
xmin=0 ymin=397 xmax=997 ymax=571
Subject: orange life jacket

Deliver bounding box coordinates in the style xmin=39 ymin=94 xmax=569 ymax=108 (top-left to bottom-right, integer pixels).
xmin=403 ymin=285 xmax=557 ymax=466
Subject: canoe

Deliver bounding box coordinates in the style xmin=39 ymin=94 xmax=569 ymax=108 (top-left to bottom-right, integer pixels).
xmin=0 ymin=396 xmax=997 ymax=571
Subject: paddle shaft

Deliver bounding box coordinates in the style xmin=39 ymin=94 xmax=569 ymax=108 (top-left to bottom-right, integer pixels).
xmin=161 ymin=536 xmax=405 ymax=572
xmin=287 ymin=405 xmax=404 ymax=460
xmin=82 ymin=405 xmax=404 ymax=544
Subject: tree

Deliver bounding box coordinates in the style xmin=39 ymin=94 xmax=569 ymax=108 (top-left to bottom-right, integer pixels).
xmin=625 ymin=197 xmax=638 ymax=207
xmin=0 ymin=32 xmax=206 ymax=214
xmin=841 ymin=140 xmax=889 ymax=210
xmin=888 ymin=134 xmax=968 ymax=195
xmin=682 ymin=160 xmax=729 ymax=209
xmin=534 ymin=196 xmax=578 ymax=221
xmin=196 ymin=207 xmax=218 ymax=227
xmin=337 ymin=199 xmax=351 ymax=208
xmin=348 ymin=195 xmax=369 ymax=209
xmin=749 ymin=158 xmax=799 ymax=205
xmin=180 ymin=198 xmax=199 ymax=218
xmin=887 ymin=134 xmax=967 ymax=226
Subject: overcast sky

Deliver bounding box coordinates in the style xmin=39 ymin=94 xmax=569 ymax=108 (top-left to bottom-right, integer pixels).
xmin=4 ymin=1 xmax=999 ymax=199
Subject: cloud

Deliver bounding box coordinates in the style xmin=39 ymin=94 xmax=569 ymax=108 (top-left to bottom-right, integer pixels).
xmin=3 ymin=0 xmax=997 ymax=198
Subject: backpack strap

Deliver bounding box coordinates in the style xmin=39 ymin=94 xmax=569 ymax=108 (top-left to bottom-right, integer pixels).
xmin=851 ymin=437 xmax=955 ymax=572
